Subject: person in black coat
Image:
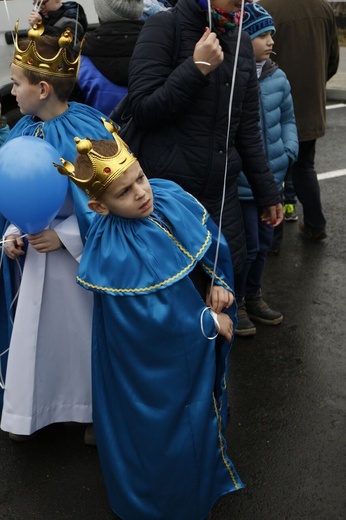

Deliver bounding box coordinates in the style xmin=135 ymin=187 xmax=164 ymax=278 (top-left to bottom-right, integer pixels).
xmin=127 ymin=0 xmax=282 ymax=276
xmin=74 ymin=0 xmax=144 ymax=115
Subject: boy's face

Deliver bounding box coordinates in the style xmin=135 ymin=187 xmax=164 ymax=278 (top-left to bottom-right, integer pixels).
xmin=213 ymin=0 xmax=253 ymax=12
xmin=91 ymin=162 xmax=154 ymax=219
xmin=33 ymin=0 xmax=61 ymax=16
xmin=252 ymin=31 xmax=274 ymax=62
xmin=10 ymin=63 xmax=41 ymax=115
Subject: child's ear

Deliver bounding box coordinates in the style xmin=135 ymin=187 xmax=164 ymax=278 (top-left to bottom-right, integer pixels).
xmin=88 ymin=199 xmax=110 ymax=216
xmin=38 ymin=81 xmax=51 ymax=99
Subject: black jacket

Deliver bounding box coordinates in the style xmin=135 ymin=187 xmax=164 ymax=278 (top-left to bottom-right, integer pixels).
xmin=41 ymin=1 xmax=88 ymax=43
xmin=81 ymin=21 xmax=143 ymax=86
xmin=128 ymin=0 xmax=280 ymax=274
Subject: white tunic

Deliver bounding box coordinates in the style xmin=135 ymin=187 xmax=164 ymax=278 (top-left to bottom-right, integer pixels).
xmin=1 ymin=193 xmax=93 ymax=435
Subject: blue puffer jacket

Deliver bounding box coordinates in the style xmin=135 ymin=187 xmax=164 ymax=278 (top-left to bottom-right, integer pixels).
xmin=238 ymin=59 xmax=298 ymax=201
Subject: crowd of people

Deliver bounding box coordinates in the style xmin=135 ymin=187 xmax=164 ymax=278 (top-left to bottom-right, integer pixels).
xmin=0 ymin=0 xmax=340 ymax=518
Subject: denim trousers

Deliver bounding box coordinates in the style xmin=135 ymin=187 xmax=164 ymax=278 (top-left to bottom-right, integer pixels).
xmin=235 ymin=201 xmax=274 ymax=300
xmin=291 ymin=139 xmax=326 ymax=230
xmin=283 ymin=167 xmax=297 ymax=205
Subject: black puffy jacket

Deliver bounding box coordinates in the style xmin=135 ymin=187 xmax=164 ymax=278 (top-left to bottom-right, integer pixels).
xmin=81 ymin=21 xmax=143 ymax=86
xmin=41 ymin=1 xmax=88 ymax=44
xmin=128 ymin=0 xmax=280 ymax=275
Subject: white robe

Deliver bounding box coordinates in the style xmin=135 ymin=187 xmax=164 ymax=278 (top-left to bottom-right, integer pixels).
xmin=1 ymin=193 xmax=93 ymax=435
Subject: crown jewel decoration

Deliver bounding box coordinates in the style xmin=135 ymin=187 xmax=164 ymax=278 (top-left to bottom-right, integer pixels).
xmin=13 ymin=20 xmax=81 ymax=77
xmin=54 ymin=119 xmax=138 ymax=199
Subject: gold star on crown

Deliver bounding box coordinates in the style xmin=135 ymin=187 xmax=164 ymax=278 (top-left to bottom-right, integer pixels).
xmin=13 ymin=20 xmax=82 ymax=77
xmin=54 ymin=119 xmax=138 ymax=199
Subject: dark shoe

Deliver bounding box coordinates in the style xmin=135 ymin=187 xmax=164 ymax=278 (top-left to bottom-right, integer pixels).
xmin=245 ymin=290 xmax=283 ymax=326
xmin=299 ymin=222 xmax=327 ymax=240
xmin=235 ymin=300 xmax=256 ymax=336
xmin=283 ymin=203 xmax=298 ymax=222
xmin=267 ymin=248 xmax=280 ymax=257
xmin=84 ymin=423 xmax=96 ymax=446
xmin=9 ymin=432 xmax=37 ymax=442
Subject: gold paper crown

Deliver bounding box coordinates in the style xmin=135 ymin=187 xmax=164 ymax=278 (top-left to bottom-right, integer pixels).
xmin=13 ymin=20 xmax=81 ymax=78
xmin=54 ymin=119 xmax=138 ymax=199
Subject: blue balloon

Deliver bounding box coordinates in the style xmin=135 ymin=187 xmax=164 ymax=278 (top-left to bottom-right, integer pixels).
xmin=0 ymin=136 xmax=68 ymax=234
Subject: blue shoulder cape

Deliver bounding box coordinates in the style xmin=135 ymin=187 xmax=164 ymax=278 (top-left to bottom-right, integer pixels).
xmin=78 ymin=179 xmax=234 ymax=296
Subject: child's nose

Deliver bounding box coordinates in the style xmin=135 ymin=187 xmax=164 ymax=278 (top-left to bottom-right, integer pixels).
xmin=135 ymin=187 xmax=146 ymax=199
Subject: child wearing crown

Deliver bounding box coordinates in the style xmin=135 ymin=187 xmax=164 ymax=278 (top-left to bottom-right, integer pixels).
xmin=0 ymin=22 xmax=116 ymax=442
xmin=54 ymin=123 xmax=243 ymax=519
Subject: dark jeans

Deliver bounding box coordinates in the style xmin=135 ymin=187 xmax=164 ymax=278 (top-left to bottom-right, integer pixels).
xmin=283 ymin=167 xmax=297 ymax=205
xmin=291 ymin=139 xmax=326 ymax=230
xmin=234 ymin=201 xmax=274 ymax=300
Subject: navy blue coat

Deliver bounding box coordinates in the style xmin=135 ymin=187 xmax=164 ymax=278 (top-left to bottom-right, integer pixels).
xmin=128 ymin=0 xmax=281 ymax=274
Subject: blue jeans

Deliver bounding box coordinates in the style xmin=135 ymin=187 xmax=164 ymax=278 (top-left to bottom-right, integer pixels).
xmin=234 ymin=201 xmax=274 ymax=300
xmin=291 ymin=140 xmax=326 ymax=229
xmin=283 ymin=167 xmax=297 ymax=205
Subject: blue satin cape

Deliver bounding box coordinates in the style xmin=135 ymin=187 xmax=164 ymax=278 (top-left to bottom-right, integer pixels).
xmin=78 ymin=180 xmax=243 ymax=519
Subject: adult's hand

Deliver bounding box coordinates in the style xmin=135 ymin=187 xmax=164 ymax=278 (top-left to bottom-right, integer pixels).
xmin=193 ymin=28 xmax=224 ymax=75
xmin=28 ymin=8 xmax=42 ymax=27
xmin=261 ymin=203 xmax=283 ymax=226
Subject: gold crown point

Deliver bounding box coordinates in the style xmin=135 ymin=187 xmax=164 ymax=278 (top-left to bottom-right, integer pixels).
xmin=101 ymin=118 xmax=119 ymax=136
xmin=28 ymin=22 xmax=44 ymax=40
xmin=76 ymin=137 xmax=93 ymax=155
xmin=58 ymin=29 xmax=73 ymax=48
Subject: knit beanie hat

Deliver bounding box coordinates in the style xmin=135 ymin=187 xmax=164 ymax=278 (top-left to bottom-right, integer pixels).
xmin=93 ymin=0 xmax=144 ymax=22
xmin=242 ymin=3 xmax=276 ymax=39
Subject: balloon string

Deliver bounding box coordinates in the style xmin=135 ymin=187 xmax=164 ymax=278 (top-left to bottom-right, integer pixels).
xmin=207 ymin=0 xmax=244 ymax=303
xmin=2 ymin=0 xmax=15 ymax=43
xmin=0 ymin=233 xmax=28 ymax=247
xmin=33 ymin=0 xmax=44 ymax=12
xmin=0 ymin=238 xmax=25 ymax=390
xmin=0 ymin=347 xmax=9 ymax=390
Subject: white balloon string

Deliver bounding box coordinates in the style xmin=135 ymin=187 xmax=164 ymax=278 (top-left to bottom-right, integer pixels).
xmin=0 ymin=233 xmax=28 ymax=247
xmin=0 ymin=235 xmax=25 ymax=326
xmin=2 ymin=0 xmax=15 ymax=44
xmin=0 ymin=348 xmax=9 ymax=390
xmin=207 ymin=0 xmax=212 ymax=31
xmin=74 ymin=4 xmax=79 ymax=46
xmin=34 ymin=0 xmax=44 ymax=12
xmin=207 ymin=0 xmax=245 ymax=303
xmin=200 ymin=306 xmax=220 ymax=341
xmin=0 ymin=238 xmax=25 ymax=390
xmin=9 ymin=257 xmax=23 ymax=326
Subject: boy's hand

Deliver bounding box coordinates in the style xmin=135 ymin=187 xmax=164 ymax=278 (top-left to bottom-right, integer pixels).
xmin=28 ymin=9 xmax=42 ymax=27
xmin=217 ymin=313 xmax=234 ymax=343
xmin=193 ymin=27 xmax=224 ymax=75
xmin=206 ymin=285 xmax=234 ymax=314
xmin=3 ymin=234 xmax=25 ymax=260
xmin=27 ymin=229 xmax=64 ymax=253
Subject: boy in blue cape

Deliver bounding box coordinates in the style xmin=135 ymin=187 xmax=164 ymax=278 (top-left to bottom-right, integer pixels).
xmin=55 ymin=123 xmax=243 ymax=520
xmin=0 ymin=21 xmax=114 ymax=440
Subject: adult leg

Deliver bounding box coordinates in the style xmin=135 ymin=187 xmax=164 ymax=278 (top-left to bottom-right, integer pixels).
xmin=291 ymin=140 xmax=326 ymax=231
xmin=234 ymin=201 xmax=260 ymax=336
